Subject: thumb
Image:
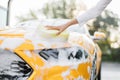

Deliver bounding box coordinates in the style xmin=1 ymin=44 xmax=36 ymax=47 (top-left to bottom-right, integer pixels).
xmin=56 ymin=29 xmax=64 ymax=35
xmin=56 ymin=31 xmax=61 ymax=35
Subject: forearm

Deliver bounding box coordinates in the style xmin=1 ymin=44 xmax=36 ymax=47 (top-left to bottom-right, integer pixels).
xmin=46 ymin=0 xmax=112 ymax=35
xmin=65 ymin=19 xmax=78 ymax=28
xmin=76 ymin=0 xmax=112 ymax=25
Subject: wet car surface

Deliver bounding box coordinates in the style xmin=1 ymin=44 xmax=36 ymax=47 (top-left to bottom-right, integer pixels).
xmin=0 ymin=19 xmax=103 ymax=80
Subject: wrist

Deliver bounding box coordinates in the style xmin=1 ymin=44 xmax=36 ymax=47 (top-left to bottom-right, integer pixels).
xmin=67 ymin=19 xmax=78 ymax=26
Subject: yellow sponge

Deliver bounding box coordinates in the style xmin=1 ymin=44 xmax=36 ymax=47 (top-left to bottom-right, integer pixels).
xmin=37 ymin=26 xmax=69 ymax=41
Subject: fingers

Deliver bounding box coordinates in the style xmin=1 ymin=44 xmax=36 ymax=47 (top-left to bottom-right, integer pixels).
xmin=45 ymin=26 xmax=60 ymax=30
xmin=56 ymin=29 xmax=64 ymax=35
xmin=45 ymin=25 xmax=66 ymax=36
xmin=56 ymin=25 xmax=69 ymax=35
xmin=56 ymin=31 xmax=61 ymax=35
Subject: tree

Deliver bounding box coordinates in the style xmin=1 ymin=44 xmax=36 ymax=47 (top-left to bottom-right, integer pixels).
xmin=89 ymin=10 xmax=119 ymax=35
xmin=16 ymin=10 xmax=38 ymax=22
xmin=16 ymin=0 xmax=76 ymax=22
xmin=42 ymin=0 xmax=76 ymax=19
xmin=88 ymin=10 xmax=120 ymax=62
xmin=89 ymin=10 xmax=120 ymax=58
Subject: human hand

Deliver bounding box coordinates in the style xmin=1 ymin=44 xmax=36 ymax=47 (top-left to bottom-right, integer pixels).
xmin=45 ymin=19 xmax=78 ymax=35
xmin=45 ymin=24 xmax=69 ymax=35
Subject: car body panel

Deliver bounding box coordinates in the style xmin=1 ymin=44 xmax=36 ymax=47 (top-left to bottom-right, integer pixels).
xmin=0 ymin=20 xmax=102 ymax=80
xmin=14 ymin=49 xmax=93 ymax=80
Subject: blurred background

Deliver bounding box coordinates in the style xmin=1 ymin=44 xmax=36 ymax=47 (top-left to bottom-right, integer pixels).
xmin=0 ymin=0 xmax=120 ymax=80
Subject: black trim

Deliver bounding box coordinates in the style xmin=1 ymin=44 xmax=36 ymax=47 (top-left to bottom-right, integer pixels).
xmin=14 ymin=52 xmax=33 ymax=79
xmin=0 ymin=50 xmax=33 ymax=80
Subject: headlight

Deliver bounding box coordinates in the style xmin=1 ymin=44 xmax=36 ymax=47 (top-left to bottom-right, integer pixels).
xmin=0 ymin=50 xmax=32 ymax=80
xmin=38 ymin=46 xmax=88 ymax=61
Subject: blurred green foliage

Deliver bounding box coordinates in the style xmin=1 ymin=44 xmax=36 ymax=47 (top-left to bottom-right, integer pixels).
xmin=16 ymin=0 xmax=76 ymax=21
xmin=16 ymin=10 xmax=38 ymax=22
xmin=42 ymin=0 xmax=76 ymax=19
xmin=90 ymin=10 xmax=120 ymax=62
